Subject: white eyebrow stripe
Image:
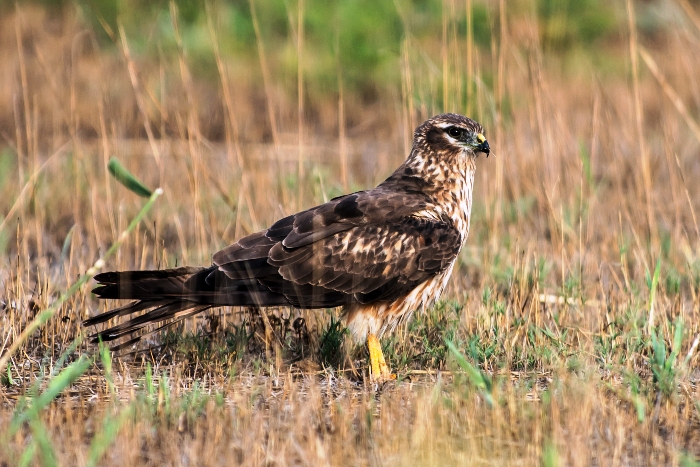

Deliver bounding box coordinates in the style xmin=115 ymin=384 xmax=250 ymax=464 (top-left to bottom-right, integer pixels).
xmin=435 ymin=122 xmax=460 ymax=129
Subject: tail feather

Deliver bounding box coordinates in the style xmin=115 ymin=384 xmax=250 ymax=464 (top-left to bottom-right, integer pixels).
xmin=85 ymin=267 xmax=214 ymax=347
xmin=84 ymin=265 xmax=288 ymax=349
xmin=92 ymin=267 xmax=207 ymax=301
xmin=90 ymin=300 xmax=207 ymax=342
xmin=82 ymin=299 xmax=168 ymax=327
xmin=93 ymin=267 xmax=204 ymax=285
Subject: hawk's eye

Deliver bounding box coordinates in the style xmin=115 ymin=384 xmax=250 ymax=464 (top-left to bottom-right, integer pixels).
xmin=447 ymin=127 xmax=462 ymax=138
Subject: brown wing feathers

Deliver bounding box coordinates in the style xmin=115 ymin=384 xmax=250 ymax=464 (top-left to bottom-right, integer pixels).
xmin=269 ymin=218 xmax=461 ymax=301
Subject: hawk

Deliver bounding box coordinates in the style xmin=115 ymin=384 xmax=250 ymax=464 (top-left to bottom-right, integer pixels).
xmin=84 ymin=113 xmax=490 ymax=379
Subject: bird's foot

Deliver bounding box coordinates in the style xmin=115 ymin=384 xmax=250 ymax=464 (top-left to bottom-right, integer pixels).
xmin=367 ymin=333 xmax=396 ymax=381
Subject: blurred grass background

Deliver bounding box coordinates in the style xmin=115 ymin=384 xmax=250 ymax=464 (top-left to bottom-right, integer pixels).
xmin=1 ymin=0 xmax=700 ymax=465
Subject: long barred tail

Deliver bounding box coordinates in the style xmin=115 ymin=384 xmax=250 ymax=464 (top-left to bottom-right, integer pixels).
xmin=83 ymin=266 xmax=288 ymax=349
xmin=83 ymin=267 xmax=210 ymax=348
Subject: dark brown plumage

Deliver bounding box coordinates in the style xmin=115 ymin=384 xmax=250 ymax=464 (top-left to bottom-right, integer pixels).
xmin=84 ymin=113 xmax=490 ymax=377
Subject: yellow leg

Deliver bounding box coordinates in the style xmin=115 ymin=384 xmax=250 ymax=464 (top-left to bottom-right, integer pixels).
xmin=367 ymin=333 xmax=394 ymax=380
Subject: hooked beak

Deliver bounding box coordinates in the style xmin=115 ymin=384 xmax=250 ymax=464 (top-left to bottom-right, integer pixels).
xmin=476 ymin=133 xmax=490 ymax=157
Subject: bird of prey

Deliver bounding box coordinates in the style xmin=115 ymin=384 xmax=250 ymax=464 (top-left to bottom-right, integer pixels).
xmin=84 ymin=113 xmax=490 ymax=380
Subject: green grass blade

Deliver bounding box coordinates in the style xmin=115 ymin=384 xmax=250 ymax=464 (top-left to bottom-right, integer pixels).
xmin=10 ymin=356 xmax=93 ymax=437
xmin=3 ymin=362 xmax=14 ymax=386
xmin=18 ymin=440 xmax=36 ymax=467
xmin=647 ymin=256 xmax=662 ymax=332
xmin=30 ymin=354 xmax=92 ymax=411
xmin=108 ymin=157 xmax=153 ymax=197
xmin=669 ymin=318 xmax=683 ymax=368
xmin=542 ymin=439 xmax=560 ymax=467
xmin=578 ymin=141 xmax=593 ymax=189
xmin=145 ymin=362 xmax=155 ymax=413
xmin=446 ymin=340 xmax=486 ymax=388
xmin=99 ymin=343 xmax=116 ymax=397
xmin=51 ymin=333 xmax=85 ymax=377
xmin=60 ymin=224 xmax=76 ymax=263
xmin=28 ymin=416 xmax=58 ymax=467
xmin=86 ymin=404 xmax=135 ymax=467
xmin=632 ymin=393 xmax=646 ymax=422
xmin=446 ymin=340 xmax=493 ymax=406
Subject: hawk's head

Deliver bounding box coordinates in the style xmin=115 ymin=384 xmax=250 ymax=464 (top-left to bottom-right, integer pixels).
xmin=415 ymin=113 xmax=490 ymax=157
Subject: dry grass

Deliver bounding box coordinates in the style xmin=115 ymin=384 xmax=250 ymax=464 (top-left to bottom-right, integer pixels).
xmin=1 ymin=1 xmax=700 ymax=465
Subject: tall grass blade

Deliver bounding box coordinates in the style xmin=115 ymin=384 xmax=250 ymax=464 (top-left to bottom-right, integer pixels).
xmin=107 ymin=157 xmax=153 ymax=197
xmin=51 ymin=333 xmax=84 ymax=376
xmin=542 ymin=439 xmax=560 ymax=467
xmin=86 ymin=404 xmax=135 ymax=467
xmin=10 ymin=356 xmax=92 ymax=436
xmin=18 ymin=441 xmax=36 ymax=467
xmin=60 ymin=224 xmax=76 ymax=263
xmin=28 ymin=416 xmax=58 ymax=467
xmin=446 ymin=339 xmax=493 ymax=406
xmin=647 ymin=256 xmax=661 ymax=332
xmin=99 ymin=342 xmax=116 ymax=397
